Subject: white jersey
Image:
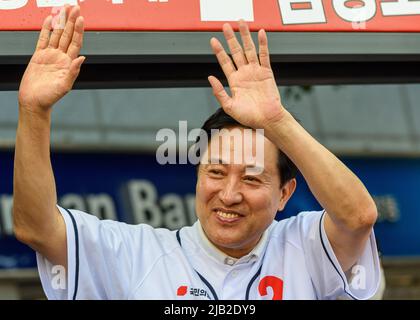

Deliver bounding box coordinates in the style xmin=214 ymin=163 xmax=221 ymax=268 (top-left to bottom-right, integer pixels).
xmin=37 ymin=206 xmax=380 ymax=300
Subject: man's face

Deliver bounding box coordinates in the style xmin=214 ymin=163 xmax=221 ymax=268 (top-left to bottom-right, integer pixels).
xmin=195 ymin=126 xmax=293 ymax=258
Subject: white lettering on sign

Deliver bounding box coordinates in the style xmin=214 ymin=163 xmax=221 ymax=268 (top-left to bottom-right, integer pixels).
xmin=0 ymin=181 xmax=196 ymax=237
xmin=127 ymin=180 xmax=163 ymax=227
xmin=0 ymin=0 xmax=124 ymax=10
xmin=200 ymin=0 xmax=254 ymax=22
xmin=60 ymin=193 xmax=86 ymax=211
xmin=59 ymin=193 xmax=118 ymax=220
xmin=278 ymin=0 xmax=420 ymax=24
xmin=2 ymin=0 xmax=420 ymax=25
xmin=86 ymin=194 xmax=117 ymax=221
xmin=373 ymin=195 xmax=400 ymax=222
xmin=0 ymin=0 xmax=28 ymax=10
xmin=161 ymin=194 xmax=188 ymax=229
xmin=278 ymin=0 xmax=326 ymax=24
xmin=125 ymin=180 xmax=196 ymax=229
xmin=381 ymin=0 xmax=420 ymax=16
xmin=333 ymin=0 xmax=376 ymax=22
xmin=0 ymin=190 xmax=401 ymax=238
xmin=185 ymin=194 xmax=197 ymax=225
xmin=36 ymin=0 xmax=77 ymax=7
xmin=0 ymin=195 xmax=13 ymax=236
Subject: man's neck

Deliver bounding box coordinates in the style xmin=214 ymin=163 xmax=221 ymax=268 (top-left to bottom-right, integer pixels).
xmin=199 ymin=226 xmax=261 ymax=259
xmin=214 ymin=242 xmax=260 ymax=259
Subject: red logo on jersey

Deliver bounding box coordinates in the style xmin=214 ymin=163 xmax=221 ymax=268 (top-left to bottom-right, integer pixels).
xmin=258 ymin=276 xmax=283 ymax=300
xmin=177 ymin=285 xmax=188 ymax=296
xmin=176 ymin=285 xmax=211 ymax=299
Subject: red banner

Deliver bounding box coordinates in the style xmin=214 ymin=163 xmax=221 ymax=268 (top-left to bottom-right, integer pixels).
xmin=0 ymin=0 xmax=419 ymax=32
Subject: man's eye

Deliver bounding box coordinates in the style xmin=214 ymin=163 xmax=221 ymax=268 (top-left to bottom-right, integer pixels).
xmin=209 ymin=169 xmax=223 ymax=175
xmin=244 ymin=176 xmax=260 ymax=183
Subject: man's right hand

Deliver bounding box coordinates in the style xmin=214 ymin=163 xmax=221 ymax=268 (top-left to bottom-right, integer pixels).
xmin=13 ymin=5 xmax=85 ymax=268
xmin=18 ymin=5 xmax=85 ymax=113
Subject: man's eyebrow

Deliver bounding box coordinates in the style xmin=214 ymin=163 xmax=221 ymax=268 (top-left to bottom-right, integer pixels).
xmin=208 ymin=158 xmax=228 ymax=165
xmin=245 ymin=164 xmax=265 ymax=172
xmin=205 ymin=159 xmax=267 ymax=174
xmin=244 ymin=165 xmax=268 ymax=176
xmin=206 ymin=160 xmax=266 ymax=173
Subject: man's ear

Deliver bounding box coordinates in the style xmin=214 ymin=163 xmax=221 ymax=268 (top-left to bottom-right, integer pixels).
xmin=277 ymin=178 xmax=297 ymax=211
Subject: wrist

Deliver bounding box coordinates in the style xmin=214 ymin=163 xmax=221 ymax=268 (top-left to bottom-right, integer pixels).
xmin=18 ymin=103 xmax=52 ymax=123
xmin=264 ymin=108 xmax=295 ymax=135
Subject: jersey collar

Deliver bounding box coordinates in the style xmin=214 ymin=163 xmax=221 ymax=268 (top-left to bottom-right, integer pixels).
xmin=195 ymin=220 xmax=273 ymax=266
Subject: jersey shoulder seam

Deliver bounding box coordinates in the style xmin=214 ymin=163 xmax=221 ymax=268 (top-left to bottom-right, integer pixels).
xmin=129 ymin=244 xmax=181 ymax=297
xmin=269 ymin=226 xmax=304 ymax=251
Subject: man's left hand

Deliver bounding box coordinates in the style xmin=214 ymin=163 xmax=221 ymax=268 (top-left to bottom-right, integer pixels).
xmin=209 ymin=21 xmax=288 ymax=130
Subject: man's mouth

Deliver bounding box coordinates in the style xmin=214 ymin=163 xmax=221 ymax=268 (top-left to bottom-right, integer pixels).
xmin=213 ymin=208 xmax=243 ymax=223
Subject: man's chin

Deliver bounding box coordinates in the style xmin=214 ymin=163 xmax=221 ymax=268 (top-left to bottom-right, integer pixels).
xmin=211 ymin=233 xmax=247 ymax=250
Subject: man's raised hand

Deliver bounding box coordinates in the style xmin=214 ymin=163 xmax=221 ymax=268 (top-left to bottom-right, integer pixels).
xmin=209 ymin=21 xmax=288 ymax=130
xmin=18 ymin=5 xmax=85 ymax=113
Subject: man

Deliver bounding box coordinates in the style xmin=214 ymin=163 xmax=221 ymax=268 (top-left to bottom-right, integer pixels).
xmin=13 ymin=5 xmax=380 ymax=299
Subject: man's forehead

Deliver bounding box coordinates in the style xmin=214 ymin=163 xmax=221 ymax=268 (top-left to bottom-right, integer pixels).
xmin=200 ymin=126 xmax=279 ymax=175
xmin=207 ymin=157 xmax=265 ymax=170
xmin=206 ymin=130 xmax=278 ymax=158
xmin=208 ymin=127 xmax=275 ymax=149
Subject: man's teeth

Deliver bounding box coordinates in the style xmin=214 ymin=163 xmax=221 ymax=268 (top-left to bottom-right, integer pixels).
xmin=216 ymin=210 xmax=240 ymax=219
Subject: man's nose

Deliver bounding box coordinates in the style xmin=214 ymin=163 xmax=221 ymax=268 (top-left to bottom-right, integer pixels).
xmin=218 ymin=177 xmax=243 ymax=206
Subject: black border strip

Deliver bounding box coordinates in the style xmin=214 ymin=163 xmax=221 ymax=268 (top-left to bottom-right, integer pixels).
xmin=64 ymin=208 xmax=80 ymax=300
xmin=319 ymin=211 xmax=358 ymax=300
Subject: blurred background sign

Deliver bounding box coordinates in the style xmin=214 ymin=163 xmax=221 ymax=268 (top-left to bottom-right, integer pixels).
xmin=0 ymin=0 xmax=420 ymax=31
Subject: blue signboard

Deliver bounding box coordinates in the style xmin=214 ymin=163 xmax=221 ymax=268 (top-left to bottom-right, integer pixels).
xmin=0 ymin=150 xmax=419 ymax=269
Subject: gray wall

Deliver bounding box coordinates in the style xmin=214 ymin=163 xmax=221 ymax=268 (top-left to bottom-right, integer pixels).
xmin=1 ymin=84 xmax=419 ymax=155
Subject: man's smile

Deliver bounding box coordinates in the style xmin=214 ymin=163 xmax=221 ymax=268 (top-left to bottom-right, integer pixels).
xmin=212 ymin=208 xmax=245 ymax=224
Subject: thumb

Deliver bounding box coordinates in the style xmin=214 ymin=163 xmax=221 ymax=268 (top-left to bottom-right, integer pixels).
xmin=69 ymin=56 xmax=86 ymax=80
xmin=208 ymin=76 xmax=233 ymax=111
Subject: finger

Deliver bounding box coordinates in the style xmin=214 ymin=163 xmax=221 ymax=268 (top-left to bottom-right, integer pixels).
xmin=223 ymin=23 xmax=247 ymax=68
xmin=69 ymin=56 xmax=86 ymax=81
xmin=258 ymin=29 xmax=271 ymax=68
xmin=48 ymin=6 xmax=68 ymax=48
xmin=67 ymin=16 xmax=85 ymax=60
xmin=210 ymin=37 xmax=236 ymax=78
xmin=58 ymin=5 xmax=80 ymax=53
xmin=35 ymin=15 xmax=53 ymax=51
xmin=238 ymin=20 xmax=258 ymax=64
xmin=208 ymin=76 xmax=233 ymax=111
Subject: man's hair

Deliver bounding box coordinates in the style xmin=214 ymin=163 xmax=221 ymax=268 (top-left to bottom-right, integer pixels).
xmin=196 ymin=108 xmax=298 ymax=187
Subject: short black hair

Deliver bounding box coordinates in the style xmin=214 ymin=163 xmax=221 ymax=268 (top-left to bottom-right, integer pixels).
xmin=196 ymin=108 xmax=298 ymax=187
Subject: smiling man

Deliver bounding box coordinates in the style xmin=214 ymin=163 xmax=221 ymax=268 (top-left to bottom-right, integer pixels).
xmin=13 ymin=6 xmax=380 ymax=300
xmin=195 ymin=116 xmax=296 ymax=261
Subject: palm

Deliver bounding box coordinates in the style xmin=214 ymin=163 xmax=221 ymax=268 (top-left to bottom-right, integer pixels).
xmin=18 ymin=6 xmax=85 ymax=113
xmin=19 ymin=49 xmax=73 ymax=111
xmin=209 ymin=22 xmax=286 ymax=130
xmin=228 ymin=65 xmax=282 ymax=129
